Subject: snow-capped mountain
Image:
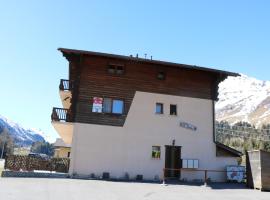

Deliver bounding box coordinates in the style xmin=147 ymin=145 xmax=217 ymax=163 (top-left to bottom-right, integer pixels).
xmin=216 ymin=74 xmax=270 ymax=126
xmin=0 ymin=115 xmax=45 ymax=146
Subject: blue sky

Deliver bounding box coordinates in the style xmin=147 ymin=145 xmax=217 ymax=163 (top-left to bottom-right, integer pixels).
xmin=0 ymin=0 xmax=269 ymax=142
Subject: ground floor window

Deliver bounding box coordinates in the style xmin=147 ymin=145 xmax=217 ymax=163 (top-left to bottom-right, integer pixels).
xmin=152 ymin=146 xmax=161 ymax=159
xmin=182 ymin=159 xmax=199 ymax=169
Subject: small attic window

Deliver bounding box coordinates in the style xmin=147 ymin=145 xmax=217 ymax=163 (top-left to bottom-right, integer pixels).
xmin=157 ymin=71 xmax=166 ymax=80
xmin=107 ymin=64 xmax=125 ymax=75
xmin=116 ymin=66 xmax=124 ymax=75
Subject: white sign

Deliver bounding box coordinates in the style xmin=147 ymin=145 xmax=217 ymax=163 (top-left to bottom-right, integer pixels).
xmin=92 ymin=97 xmax=103 ymax=113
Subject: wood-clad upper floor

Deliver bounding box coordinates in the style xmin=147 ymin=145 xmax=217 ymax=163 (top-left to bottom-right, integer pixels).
xmin=55 ymin=48 xmax=238 ymax=126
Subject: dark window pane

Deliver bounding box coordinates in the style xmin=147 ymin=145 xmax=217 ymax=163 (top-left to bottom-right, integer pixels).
xmin=157 ymin=71 xmax=166 ymax=80
xmin=170 ymin=104 xmax=177 ymax=115
xmin=116 ymin=66 xmax=124 ymax=75
xmin=103 ymin=98 xmax=112 ymax=113
xmin=108 ymin=66 xmax=115 ymax=74
xmin=152 ymin=146 xmax=161 ymax=159
xmin=156 ymin=103 xmax=163 ymax=114
xmin=112 ymin=100 xmax=124 ymax=114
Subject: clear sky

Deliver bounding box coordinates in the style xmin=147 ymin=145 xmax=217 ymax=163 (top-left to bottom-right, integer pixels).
xmin=0 ymin=0 xmax=269 ymax=142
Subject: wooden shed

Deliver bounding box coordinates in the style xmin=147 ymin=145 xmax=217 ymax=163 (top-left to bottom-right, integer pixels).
xmin=246 ymin=150 xmax=270 ymax=191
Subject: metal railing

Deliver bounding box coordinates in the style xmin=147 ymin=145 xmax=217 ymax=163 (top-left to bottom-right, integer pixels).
xmin=162 ymin=168 xmax=246 ymax=185
xmin=59 ymin=79 xmax=73 ymax=91
xmin=51 ymin=107 xmax=73 ymax=122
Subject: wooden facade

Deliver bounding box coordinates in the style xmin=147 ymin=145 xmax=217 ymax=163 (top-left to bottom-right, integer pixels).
xmin=58 ymin=48 xmax=238 ymax=127
xmin=246 ymin=150 xmax=270 ymax=191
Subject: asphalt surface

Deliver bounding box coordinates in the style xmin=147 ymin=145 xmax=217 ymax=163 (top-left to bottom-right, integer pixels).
xmin=0 ymin=178 xmax=269 ymax=200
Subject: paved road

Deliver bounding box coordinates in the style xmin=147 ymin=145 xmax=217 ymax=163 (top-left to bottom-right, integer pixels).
xmin=0 ymin=178 xmax=269 ymax=200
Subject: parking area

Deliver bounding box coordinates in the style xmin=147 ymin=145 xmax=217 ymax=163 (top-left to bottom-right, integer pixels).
xmin=0 ymin=178 xmax=269 ymax=200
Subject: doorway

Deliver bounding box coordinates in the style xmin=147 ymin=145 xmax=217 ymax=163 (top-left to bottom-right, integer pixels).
xmin=165 ymin=145 xmax=181 ymax=179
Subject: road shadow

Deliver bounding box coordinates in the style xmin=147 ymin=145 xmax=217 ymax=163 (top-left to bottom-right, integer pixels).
xmin=164 ymin=180 xmax=247 ymax=190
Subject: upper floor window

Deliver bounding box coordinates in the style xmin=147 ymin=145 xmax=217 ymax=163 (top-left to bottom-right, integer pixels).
xmin=103 ymin=98 xmax=124 ymax=114
xmin=112 ymin=99 xmax=124 ymax=114
xmin=170 ymin=104 xmax=177 ymax=116
xmin=107 ymin=64 xmax=125 ymax=75
xmin=155 ymin=103 xmax=163 ymax=114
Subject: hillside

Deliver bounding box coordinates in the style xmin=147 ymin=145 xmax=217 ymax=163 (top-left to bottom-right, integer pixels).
xmin=0 ymin=115 xmax=45 ymax=146
xmin=216 ymin=74 xmax=270 ymax=127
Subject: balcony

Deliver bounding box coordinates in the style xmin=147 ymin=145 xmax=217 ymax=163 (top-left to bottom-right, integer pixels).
xmin=59 ymin=79 xmax=73 ymax=91
xmin=51 ymin=107 xmax=73 ymax=122
xmin=51 ymin=107 xmax=74 ymax=145
xmin=59 ymin=79 xmax=73 ymax=109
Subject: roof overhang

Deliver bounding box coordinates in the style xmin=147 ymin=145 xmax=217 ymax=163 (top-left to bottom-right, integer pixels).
xmin=216 ymin=142 xmax=243 ymax=157
xmin=58 ymin=48 xmax=239 ymax=77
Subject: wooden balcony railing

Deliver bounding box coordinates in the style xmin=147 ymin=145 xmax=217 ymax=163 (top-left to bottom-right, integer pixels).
xmin=59 ymin=79 xmax=73 ymax=91
xmin=51 ymin=107 xmax=73 ymax=122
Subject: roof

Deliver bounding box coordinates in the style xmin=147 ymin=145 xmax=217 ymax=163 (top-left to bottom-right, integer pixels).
xmin=53 ymin=138 xmax=71 ymax=148
xmin=216 ymin=142 xmax=243 ymax=157
xmin=58 ymin=48 xmax=239 ymax=77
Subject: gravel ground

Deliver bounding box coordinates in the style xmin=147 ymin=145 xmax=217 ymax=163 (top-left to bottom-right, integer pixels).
xmin=0 ymin=178 xmax=269 ymax=200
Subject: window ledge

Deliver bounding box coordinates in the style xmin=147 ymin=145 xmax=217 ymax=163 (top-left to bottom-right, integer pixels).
xmin=92 ymin=112 xmax=126 ymax=117
xmin=151 ymin=158 xmax=161 ymax=160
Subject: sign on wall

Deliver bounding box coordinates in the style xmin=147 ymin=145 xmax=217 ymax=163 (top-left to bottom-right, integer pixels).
xmin=179 ymin=121 xmax=197 ymax=131
xmin=92 ymin=97 xmax=103 ymax=113
xmin=226 ymin=166 xmax=245 ymax=183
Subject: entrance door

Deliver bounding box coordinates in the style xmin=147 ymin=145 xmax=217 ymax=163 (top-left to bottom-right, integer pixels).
xmin=165 ymin=145 xmax=181 ymax=179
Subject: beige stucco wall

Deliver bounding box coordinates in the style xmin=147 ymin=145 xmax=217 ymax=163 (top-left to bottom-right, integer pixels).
xmin=70 ymin=91 xmax=238 ymax=181
xmin=54 ymin=147 xmax=71 ymax=158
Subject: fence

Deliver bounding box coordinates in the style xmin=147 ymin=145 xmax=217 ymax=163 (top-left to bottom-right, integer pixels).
xmin=4 ymin=155 xmax=70 ymax=173
xmin=162 ymin=168 xmax=246 ymax=184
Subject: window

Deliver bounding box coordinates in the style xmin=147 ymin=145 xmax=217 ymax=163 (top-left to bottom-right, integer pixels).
xmin=112 ymin=100 xmax=124 ymax=114
xmin=103 ymin=98 xmax=112 ymax=113
xmin=107 ymin=64 xmax=125 ymax=75
xmin=182 ymin=159 xmax=199 ymax=169
xmin=155 ymin=103 xmax=163 ymax=114
xmin=170 ymin=104 xmax=177 ymax=116
xmin=67 ymin=152 xmax=70 ymax=158
xmin=116 ymin=66 xmax=124 ymax=75
xmin=152 ymin=146 xmax=161 ymax=159
xmin=108 ymin=66 xmax=115 ymax=74
xmin=157 ymin=71 xmax=166 ymax=80
xmin=102 ymin=98 xmax=124 ymax=114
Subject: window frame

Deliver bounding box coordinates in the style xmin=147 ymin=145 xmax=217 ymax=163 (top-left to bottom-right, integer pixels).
xmin=170 ymin=104 xmax=177 ymax=116
xmin=102 ymin=97 xmax=113 ymax=113
xmin=155 ymin=103 xmax=164 ymax=114
xmin=182 ymin=159 xmax=199 ymax=169
xmin=112 ymin=99 xmax=124 ymax=114
xmin=107 ymin=64 xmax=125 ymax=76
xmin=151 ymin=146 xmax=161 ymax=160
xmin=102 ymin=97 xmax=125 ymax=115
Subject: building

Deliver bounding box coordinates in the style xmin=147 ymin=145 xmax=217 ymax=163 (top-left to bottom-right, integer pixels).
xmin=53 ymin=138 xmax=71 ymax=158
xmin=51 ymin=48 xmax=242 ymax=181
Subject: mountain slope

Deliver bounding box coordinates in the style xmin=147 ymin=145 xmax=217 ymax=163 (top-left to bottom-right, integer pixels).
xmin=216 ymin=74 xmax=270 ymax=126
xmin=0 ymin=115 xmax=45 ymax=146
